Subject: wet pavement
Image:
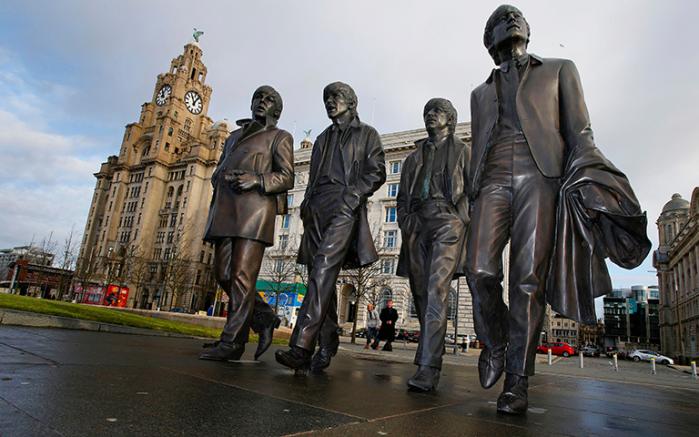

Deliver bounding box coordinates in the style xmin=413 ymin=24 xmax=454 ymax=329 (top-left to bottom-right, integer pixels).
xmin=1 ymin=326 xmax=697 ymax=436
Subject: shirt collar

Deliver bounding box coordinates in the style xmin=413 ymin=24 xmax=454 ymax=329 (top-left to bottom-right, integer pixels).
xmin=486 ymin=53 xmax=542 ymax=83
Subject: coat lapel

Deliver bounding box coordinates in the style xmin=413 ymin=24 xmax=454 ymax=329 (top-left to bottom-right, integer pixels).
xmin=409 ymin=139 xmax=425 ymax=196
xmin=340 ymin=118 xmax=361 ymax=182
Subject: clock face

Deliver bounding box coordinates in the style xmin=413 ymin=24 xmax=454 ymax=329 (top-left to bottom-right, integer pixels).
xmin=184 ymin=91 xmax=203 ymax=114
xmin=156 ymin=85 xmax=171 ymax=106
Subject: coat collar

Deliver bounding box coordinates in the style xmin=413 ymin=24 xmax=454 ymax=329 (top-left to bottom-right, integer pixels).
xmin=234 ymin=117 xmax=276 ymax=144
xmin=485 ymin=53 xmax=542 ymax=84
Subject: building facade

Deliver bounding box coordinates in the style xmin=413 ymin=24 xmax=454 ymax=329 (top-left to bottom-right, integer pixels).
xmin=0 ymin=245 xmax=55 ymax=282
xmin=541 ymin=304 xmax=579 ymax=347
xmin=76 ymin=41 xmax=226 ymax=310
xmin=654 ymin=189 xmax=699 ymax=362
xmin=603 ymin=286 xmax=661 ymax=350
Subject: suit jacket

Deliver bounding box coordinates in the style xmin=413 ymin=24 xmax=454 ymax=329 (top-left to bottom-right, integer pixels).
xmin=203 ymin=121 xmax=294 ymax=246
xmin=470 ymin=54 xmax=594 ymax=197
xmin=395 ymin=135 xmax=471 ymax=278
xmin=297 ymin=117 xmax=386 ymax=268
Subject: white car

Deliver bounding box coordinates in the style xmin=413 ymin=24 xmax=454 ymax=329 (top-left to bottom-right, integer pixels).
xmin=629 ymin=349 xmax=674 ymax=365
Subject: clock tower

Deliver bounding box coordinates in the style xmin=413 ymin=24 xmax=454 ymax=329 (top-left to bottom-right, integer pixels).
xmin=77 ymin=41 xmax=230 ymax=311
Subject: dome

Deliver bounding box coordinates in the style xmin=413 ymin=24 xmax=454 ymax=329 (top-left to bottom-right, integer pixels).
xmin=211 ymin=119 xmax=229 ymax=131
xmin=661 ymin=193 xmax=689 ymax=214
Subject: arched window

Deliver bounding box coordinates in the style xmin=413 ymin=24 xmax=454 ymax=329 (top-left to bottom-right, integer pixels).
xmin=447 ymin=289 xmax=457 ymax=321
xmin=176 ymin=185 xmax=183 ymax=197
xmin=167 ymin=187 xmax=174 ymax=198
xmin=378 ymin=288 xmax=393 ymax=311
xmin=168 ymin=127 xmax=174 ymax=137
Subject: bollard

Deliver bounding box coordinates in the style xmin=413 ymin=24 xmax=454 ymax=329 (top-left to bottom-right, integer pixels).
xmin=651 ymin=357 xmax=656 ymax=375
xmin=613 ymin=353 xmax=619 ymax=371
xmin=579 ymin=351 xmax=584 ymax=369
xmin=548 ymin=349 xmax=552 ymax=366
xmin=692 ymin=361 xmax=697 ymax=380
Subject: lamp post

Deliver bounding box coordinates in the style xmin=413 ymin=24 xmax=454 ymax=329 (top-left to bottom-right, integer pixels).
xmin=453 ymin=279 xmax=460 ymax=354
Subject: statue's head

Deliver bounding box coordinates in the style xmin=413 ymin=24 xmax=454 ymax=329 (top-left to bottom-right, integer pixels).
xmin=323 ymin=81 xmax=358 ymax=120
xmin=423 ymin=98 xmax=457 ymax=134
xmin=483 ymin=5 xmax=530 ymax=64
xmin=387 ymin=299 xmax=393 ymax=308
xmin=251 ymin=85 xmax=283 ymax=123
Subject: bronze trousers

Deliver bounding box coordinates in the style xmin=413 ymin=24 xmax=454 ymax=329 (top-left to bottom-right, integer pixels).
xmin=214 ymin=237 xmax=275 ymax=344
xmin=466 ymin=139 xmax=559 ymax=376
xmin=291 ymin=187 xmax=355 ymax=352
xmin=403 ymin=200 xmax=465 ymax=369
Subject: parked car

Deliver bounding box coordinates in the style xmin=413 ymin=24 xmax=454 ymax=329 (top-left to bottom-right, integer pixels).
xmin=581 ymin=345 xmax=600 ymax=357
xmin=395 ymin=329 xmax=420 ymax=343
xmin=536 ymin=342 xmax=576 ymax=357
xmin=628 ymin=349 xmax=674 ymax=365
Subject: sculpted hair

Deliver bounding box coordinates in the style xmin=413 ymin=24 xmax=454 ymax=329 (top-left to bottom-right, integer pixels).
xmin=323 ymin=81 xmax=358 ymax=117
xmin=424 ymin=98 xmax=458 ymax=133
xmin=483 ymin=4 xmax=530 ymax=64
xmin=252 ymin=85 xmax=283 ymax=120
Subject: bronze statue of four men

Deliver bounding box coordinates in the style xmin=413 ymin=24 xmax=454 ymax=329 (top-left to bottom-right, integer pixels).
xmin=201 ymin=5 xmax=650 ymax=416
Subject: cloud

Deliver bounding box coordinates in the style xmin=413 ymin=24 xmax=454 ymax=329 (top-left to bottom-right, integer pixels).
xmin=0 ymin=53 xmax=102 ymax=250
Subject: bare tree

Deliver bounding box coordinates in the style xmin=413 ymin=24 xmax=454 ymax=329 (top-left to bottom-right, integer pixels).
xmin=341 ymin=230 xmax=393 ymax=344
xmin=160 ymin=235 xmax=194 ymax=309
xmin=260 ymin=235 xmax=299 ymax=315
xmin=72 ymin=248 xmax=101 ymax=300
xmin=56 ymin=225 xmax=81 ymax=300
xmin=122 ymin=244 xmax=151 ymax=308
xmin=57 ymin=225 xmax=80 ymax=271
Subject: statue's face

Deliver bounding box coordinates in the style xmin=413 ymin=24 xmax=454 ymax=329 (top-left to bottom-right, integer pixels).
xmin=251 ymin=89 xmax=278 ymax=121
xmin=490 ymin=7 xmax=529 ymax=51
xmin=424 ymin=106 xmax=449 ymax=131
xmin=324 ymin=89 xmax=350 ymax=119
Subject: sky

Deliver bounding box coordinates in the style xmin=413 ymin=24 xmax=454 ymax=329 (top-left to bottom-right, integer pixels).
xmin=0 ymin=0 xmax=696 ymax=296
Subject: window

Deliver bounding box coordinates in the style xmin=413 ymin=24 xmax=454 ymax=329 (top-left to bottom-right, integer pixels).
xmin=382 ymin=258 xmax=395 ymax=274
xmin=389 ymin=160 xmax=402 ymax=174
xmin=378 ymin=288 xmax=393 ymax=311
xmin=273 ymin=259 xmax=284 ymax=273
xmin=387 ymin=183 xmax=399 ymax=197
xmin=281 ymin=214 xmax=291 ymax=229
xmin=384 ymin=230 xmax=397 ymax=248
xmin=385 ymin=207 xmax=397 ymax=223
xmin=287 ymin=194 xmax=294 ymax=207
xmin=168 ymin=127 xmax=173 ymax=136
xmin=279 ymin=234 xmax=289 ymax=250
xmin=409 ymin=297 xmax=418 ymax=318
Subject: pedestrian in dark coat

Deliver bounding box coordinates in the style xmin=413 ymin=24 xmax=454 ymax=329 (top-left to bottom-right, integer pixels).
xmin=374 ymin=300 xmax=399 ymax=351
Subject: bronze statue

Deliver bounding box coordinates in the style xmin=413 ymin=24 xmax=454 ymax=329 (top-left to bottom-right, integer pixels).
xmin=468 ymin=5 xmax=650 ymax=414
xmin=275 ymin=82 xmax=386 ymax=373
xmin=200 ymin=85 xmax=294 ymax=361
xmin=396 ymin=98 xmax=470 ymax=392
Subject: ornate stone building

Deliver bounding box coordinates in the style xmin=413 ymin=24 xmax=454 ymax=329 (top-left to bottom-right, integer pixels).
xmin=541 ymin=304 xmax=579 ymax=347
xmin=261 ymin=123 xmax=498 ymax=338
xmin=76 ymin=41 xmax=227 ymax=310
xmin=654 ymin=190 xmax=699 ymax=362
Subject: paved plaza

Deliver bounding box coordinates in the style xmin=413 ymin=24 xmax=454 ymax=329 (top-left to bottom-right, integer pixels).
xmin=1 ymin=327 xmax=697 ymax=436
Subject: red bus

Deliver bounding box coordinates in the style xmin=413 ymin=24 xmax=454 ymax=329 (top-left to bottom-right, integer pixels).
xmin=74 ymin=284 xmax=129 ymax=308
